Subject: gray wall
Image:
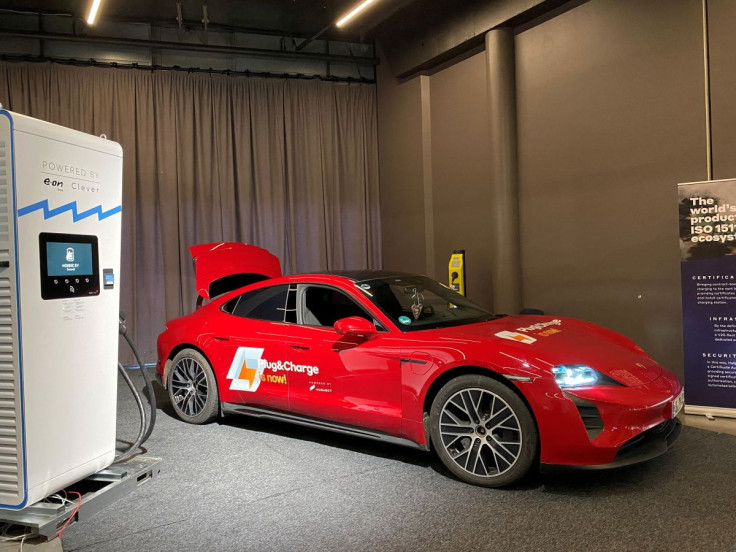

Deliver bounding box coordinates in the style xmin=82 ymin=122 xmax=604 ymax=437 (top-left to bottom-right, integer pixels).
xmin=429 ymin=52 xmax=494 ymax=309
xmin=515 ymin=0 xmax=706 ymax=379
xmin=377 ymin=49 xmax=495 ymax=309
xmin=376 ymin=49 xmax=428 ymax=275
xmin=376 ymin=0 xmax=732 ymax=380
xmin=709 ymin=0 xmax=736 ymax=179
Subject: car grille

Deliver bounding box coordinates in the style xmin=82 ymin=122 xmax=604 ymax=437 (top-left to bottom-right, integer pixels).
xmin=618 ymin=418 xmax=679 ymax=455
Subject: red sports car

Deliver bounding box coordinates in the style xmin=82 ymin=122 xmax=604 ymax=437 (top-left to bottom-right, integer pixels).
xmin=156 ymin=243 xmax=684 ymax=487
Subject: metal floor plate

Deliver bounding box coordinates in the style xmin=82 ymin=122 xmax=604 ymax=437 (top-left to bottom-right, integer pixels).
xmin=0 ymin=456 xmax=161 ymax=541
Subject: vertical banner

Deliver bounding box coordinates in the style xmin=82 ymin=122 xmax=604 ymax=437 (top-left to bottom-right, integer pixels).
xmin=679 ymin=179 xmax=736 ymax=417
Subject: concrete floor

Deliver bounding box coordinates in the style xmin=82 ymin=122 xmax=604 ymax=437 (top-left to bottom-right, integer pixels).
xmin=6 ymin=405 xmax=736 ymax=551
xmin=0 ymin=537 xmax=62 ymax=551
xmin=681 ymin=412 xmax=736 ymax=436
xmin=59 ymin=375 xmax=736 ymax=552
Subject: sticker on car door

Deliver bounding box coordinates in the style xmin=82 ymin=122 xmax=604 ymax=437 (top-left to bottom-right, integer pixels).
xmin=227 ymin=347 xmax=320 ymax=392
xmin=226 ymin=347 xmax=267 ymax=392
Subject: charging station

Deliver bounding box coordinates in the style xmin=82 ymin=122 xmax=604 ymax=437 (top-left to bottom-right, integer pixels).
xmin=0 ymin=110 xmax=122 ymax=509
xmin=448 ymin=249 xmax=466 ymax=296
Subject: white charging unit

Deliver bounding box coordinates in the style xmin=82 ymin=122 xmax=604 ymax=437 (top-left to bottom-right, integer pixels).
xmin=0 ymin=110 xmax=122 ymax=509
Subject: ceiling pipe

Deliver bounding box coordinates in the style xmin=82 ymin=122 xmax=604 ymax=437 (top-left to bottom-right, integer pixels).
xmin=175 ymin=1 xmax=184 ymax=41
xmin=201 ymin=2 xmax=209 ymax=44
xmin=0 ymin=29 xmax=379 ymax=66
xmin=0 ymin=7 xmax=325 ymax=41
xmin=295 ymin=22 xmax=332 ymax=52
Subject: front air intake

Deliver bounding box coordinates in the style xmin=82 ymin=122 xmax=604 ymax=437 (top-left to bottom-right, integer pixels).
xmin=566 ymin=394 xmax=604 ymax=440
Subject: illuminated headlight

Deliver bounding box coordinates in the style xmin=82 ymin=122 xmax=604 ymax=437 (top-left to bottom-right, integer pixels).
xmin=552 ymin=365 xmax=599 ymax=388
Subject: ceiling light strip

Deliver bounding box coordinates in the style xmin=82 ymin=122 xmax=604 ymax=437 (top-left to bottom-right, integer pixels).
xmin=336 ymin=0 xmax=378 ymax=28
xmin=86 ymin=0 xmax=102 ymax=25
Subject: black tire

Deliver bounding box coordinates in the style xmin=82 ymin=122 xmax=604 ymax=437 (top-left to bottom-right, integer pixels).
xmin=167 ymin=348 xmax=219 ymax=424
xmin=429 ymin=374 xmax=538 ymax=487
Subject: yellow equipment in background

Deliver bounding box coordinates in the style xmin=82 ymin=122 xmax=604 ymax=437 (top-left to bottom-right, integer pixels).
xmin=448 ymin=250 xmax=466 ymax=296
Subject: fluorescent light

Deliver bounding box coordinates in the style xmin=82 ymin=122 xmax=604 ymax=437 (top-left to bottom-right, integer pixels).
xmin=86 ymin=0 xmax=102 ymax=25
xmin=336 ymin=0 xmax=378 ymax=28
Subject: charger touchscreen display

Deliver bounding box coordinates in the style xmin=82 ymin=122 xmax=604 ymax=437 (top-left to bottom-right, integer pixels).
xmin=39 ymin=232 xmax=100 ymax=300
xmin=46 ymin=242 xmax=94 ymax=277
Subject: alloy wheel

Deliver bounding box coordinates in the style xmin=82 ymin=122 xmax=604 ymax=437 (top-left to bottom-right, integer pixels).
xmin=438 ymin=387 xmax=523 ymax=478
xmin=170 ymin=356 xmax=209 ymax=417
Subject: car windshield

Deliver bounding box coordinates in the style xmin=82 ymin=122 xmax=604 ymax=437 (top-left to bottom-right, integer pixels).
xmin=355 ymin=275 xmax=498 ymax=331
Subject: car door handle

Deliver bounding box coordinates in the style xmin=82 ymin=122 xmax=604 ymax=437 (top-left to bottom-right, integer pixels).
xmin=290 ymin=344 xmax=310 ymax=351
xmin=213 ymin=336 xmax=230 ymax=341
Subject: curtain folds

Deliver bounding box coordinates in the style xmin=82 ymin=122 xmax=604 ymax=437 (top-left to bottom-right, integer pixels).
xmin=0 ymin=62 xmax=381 ymax=360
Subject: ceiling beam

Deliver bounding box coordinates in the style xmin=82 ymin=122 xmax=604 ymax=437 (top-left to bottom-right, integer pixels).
xmin=0 ymin=6 xmax=322 ymax=40
xmin=0 ymin=29 xmax=379 ymax=66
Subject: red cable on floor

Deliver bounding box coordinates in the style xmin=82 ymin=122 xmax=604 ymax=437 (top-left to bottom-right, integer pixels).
xmin=57 ymin=491 xmax=82 ymax=538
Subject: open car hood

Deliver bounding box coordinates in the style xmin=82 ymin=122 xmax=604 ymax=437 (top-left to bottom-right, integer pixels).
xmin=189 ymin=242 xmax=282 ymax=300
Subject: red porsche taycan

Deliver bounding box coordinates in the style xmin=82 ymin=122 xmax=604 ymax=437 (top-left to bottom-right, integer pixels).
xmin=156 ymin=243 xmax=684 ymax=487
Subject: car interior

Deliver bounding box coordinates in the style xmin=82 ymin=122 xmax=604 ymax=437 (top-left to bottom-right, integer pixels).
xmin=302 ymin=287 xmax=372 ymax=327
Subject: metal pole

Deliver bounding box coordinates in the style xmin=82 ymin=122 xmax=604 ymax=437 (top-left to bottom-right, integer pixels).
xmin=485 ymin=28 xmax=521 ymax=314
xmin=420 ymin=75 xmax=435 ymax=278
xmin=296 ymin=22 xmax=333 ymax=51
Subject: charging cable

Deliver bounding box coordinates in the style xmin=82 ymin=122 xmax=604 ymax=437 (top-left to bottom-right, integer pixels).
xmin=114 ymin=313 xmax=157 ymax=463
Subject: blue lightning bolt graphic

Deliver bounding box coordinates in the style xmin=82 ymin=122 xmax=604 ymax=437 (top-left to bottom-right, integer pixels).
xmin=17 ymin=200 xmax=122 ymax=222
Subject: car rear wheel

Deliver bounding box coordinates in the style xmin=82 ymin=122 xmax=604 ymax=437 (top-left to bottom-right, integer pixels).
xmin=430 ymin=375 xmax=538 ymax=487
xmin=168 ymin=348 xmax=219 ymax=424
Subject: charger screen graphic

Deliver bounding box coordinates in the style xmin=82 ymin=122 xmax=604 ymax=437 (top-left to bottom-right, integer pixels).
xmin=39 ymin=232 xmax=100 ymax=299
xmin=45 ymin=242 xmax=94 ymax=277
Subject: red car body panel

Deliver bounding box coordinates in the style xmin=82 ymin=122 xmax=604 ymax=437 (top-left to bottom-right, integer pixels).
xmin=157 ymin=245 xmax=683 ymax=468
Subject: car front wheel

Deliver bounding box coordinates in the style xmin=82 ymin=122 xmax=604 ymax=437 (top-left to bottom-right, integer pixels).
xmin=430 ymin=374 xmax=538 ymax=487
xmin=168 ymin=348 xmax=219 ymax=424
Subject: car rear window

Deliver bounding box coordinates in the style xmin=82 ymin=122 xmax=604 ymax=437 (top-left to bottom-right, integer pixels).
xmin=224 ymin=284 xmax=297 ymax=323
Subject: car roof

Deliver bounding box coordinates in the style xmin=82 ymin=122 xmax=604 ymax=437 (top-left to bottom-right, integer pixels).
xmin=210 ymin=270 xmax=424 ymax=303
xmin=297 ymin=269 xmax=417 ymax=282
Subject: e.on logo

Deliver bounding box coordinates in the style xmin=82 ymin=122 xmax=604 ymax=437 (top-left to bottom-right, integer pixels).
xmin=226 ymin=347 xmax=265 ymax=392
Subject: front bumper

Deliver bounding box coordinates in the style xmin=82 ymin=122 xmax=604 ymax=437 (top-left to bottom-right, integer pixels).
xmin=571 ymin=417 xmax=682 ymax=470
xmin=154 ymin=360 xmax=165 ymax=387
xmin=520 ymin=370 xmax=683 ymax=467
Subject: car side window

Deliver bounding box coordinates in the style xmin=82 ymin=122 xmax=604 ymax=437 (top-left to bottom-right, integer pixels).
xmin=224 ymin=284 xmax=297 ymax=323
xmin=301 ymin=286 xmax=380 ymax=328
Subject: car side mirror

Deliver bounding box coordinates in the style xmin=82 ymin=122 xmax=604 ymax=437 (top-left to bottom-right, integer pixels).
xmin=334 ymin=316 xmax=377 ymax=338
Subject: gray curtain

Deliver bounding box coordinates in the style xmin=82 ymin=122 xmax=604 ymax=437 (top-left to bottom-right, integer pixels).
xmin=0 ymin=61 xmax=381 ymax=361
